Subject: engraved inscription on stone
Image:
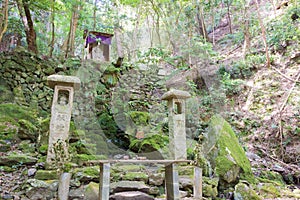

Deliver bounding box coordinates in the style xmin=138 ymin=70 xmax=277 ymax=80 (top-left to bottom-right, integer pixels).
xmin=46 ymin=75 xmax=80 ymax=167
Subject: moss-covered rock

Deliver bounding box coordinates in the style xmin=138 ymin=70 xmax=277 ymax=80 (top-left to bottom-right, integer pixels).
xmin=129 ymin=111 xmax=150 ymax=126
xmin=0 ymin=103 xmax=39 ymax=140
xmin=38 ymin=144 xmax=48 ymax=155
xmin=71 ymin=154 xmax=107 ymax=165
xmin=112 ymin=164 xmax=146 ymax=173
xmin=0 ymin=140 xmax=11 ymax=152
xmin=35 ymin=170 xmax=58 ymax=180
xmin=122 ymin=172 xmax=149 ymax=182
xmin=202 ymin=115 xmax=254 ymax=190
xmin=18 ymin=119 xmax=38 ymax=141
xmin=18 ymin=140 xmax=36 ymax=153
xmin=84 ymin=182 xmax=99 ymax=200
xmin=234 ymin=182 xmax=262 ymax=200
xmin=0 ymin=152 xmax=38 ymax=166
xmin=258 ymin=183 xmax=281 ymax=198
xmin=23 ymin=179 xmax=58 ymax=200
xmin=0 ymin=80 xmax=14 ymax=103
xmin=202 ymin=177 xmax=219 ymax=198
xmin=73 ymin=166 xmax=100 ymax=182
xmin=257 ymin=170 xmax=285 ymax=185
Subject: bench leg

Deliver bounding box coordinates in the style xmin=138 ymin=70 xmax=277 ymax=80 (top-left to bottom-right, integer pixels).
xmin=165 ymin=163 xmax=180 ymax=200
xmin=194 ymin=167 xmax=202 ymax=199
xmin=99 ymin=163 xmax=110 ymax=200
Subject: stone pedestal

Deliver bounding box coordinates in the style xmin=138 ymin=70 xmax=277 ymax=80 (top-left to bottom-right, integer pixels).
xmin=161 ymin=89 xmax=191 ymax=160
xmin=46 ymin=75 xmax=80 ymax=167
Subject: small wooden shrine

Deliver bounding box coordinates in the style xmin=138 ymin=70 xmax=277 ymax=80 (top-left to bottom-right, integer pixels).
xmin=83 ymin=30 xmax=114 ymax=61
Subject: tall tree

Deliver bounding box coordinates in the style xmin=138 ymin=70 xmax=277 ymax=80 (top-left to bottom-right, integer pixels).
xmin=0 ymin=0 xmax=9 ymax=43
xmin=49 ymin=0 xmax=55 ymax=57
xmin=16 ymin=0 xmax=38 ymax=54
xmin=242 ymin=0 xmax=251 ymax=58
xmin=64 ymin=0 xmax=81 ymax=58
xmin=255 ymin=0 xmax=270 ymax=68
xmin=224 ymin=0 xmax=233 ymax=34
xmin=195 ymin=0 xmax=209 ymax=41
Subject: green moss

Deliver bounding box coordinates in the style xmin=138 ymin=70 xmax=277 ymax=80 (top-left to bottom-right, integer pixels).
xmin=0 ymin=166 xmax=14 ymax=172
xmin=209 ymin=115 xmax=254 ymax=183
xmin=0 ymin=117 xmax=19 ymax=141
xmin=259 ymin=183 xmax=281 ymax=198
xmin=18 ymin=119 xmax=38 ymax=140
xmin=84 ymin=182 xmax=99 ymax=199
xmin=129 ymin=133 xmax=169 ymax=153
xmin=122 ymin=172 xmax=148 ymax=182
xmin=178 ymin=165 xmax=194 ymax=176
xmin=129 ymin=111 xmax=150 ymax=125
xmin=0 ymin=103 xmax=38 ymax=123
xmin=35 ymin=170 xmax=58 ymax=180
xmin=112 ymin=164 xmax=146 ymax=173
xmin=197 ymin=155 xmax=211 ymax=177
xmin=104 ymin=65 xmax=120 ymax=73
xmin=202 ymin=177 xmax=219 ymax=198
xmin=38 ymin=144 xmax=48 ymax=155
xmin=258 ymin=170 xmax=284 ymax=185
xmin=74 ymin=166 xmax=100 ymax=178
xmin=0 ymin=82 xmax=14 ymax=102
xmin=234 ymin=182 xmax=262 ymax=200
xmin=0 ymin=152 xmax=38 ymax=166
xmin=72 ymin=154 xmax=107 ymax=164
xmin=18 ymin=140 xmax=36 ymax=153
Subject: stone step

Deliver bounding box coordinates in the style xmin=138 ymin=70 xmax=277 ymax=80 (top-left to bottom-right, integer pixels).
xmin=109 ymin=191 xmax=154 ymax=200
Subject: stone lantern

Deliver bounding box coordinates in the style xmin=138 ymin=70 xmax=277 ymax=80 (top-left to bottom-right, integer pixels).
xmin=161 ymin=89 xmax=191 ymax=160
xmin=46 ymin=75 xmax=80 ymax=167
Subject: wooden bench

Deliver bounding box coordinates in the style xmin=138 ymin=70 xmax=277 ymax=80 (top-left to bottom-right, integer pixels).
xmin=85 ymin=159 xmax=202 ymax=200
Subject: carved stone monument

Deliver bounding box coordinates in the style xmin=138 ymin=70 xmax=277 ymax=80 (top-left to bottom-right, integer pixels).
xmin=46 ymin=75 xmax=80 ymax=167
xmin=161 ymin=89 xmax=191 ymax=160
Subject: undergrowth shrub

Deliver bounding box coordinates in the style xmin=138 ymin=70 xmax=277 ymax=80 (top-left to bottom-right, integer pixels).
xmin=267 ymin=6 xmax=300 ymax=51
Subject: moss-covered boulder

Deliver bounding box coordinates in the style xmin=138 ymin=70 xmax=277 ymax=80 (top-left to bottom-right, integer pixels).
xmin=257 ymin=183 xmax=281 ymax=199
xmin=0 ymin=80 xmax=14 ymax=103
xmin=84 ymin=182 xmax=99 ymax=200
xmin=202 ymin=115 xmax=254 ymax=190
xmin=203 ymin=177 xmax=219 ymax=198
xmin=23 ymin=179 xmax=58 ymax=200
xmin=0 ymin=103 xmax=39 ymax=142
xmin=0 ymin=152 xmax=38 ymax=166
xmin=35 ymin=170 xmax=58 ymax=180
xmin=234 ymin=182 xmax=262 ymax=200
xmin=122 ymin=172 xmax=149 ymax=182
xmin=73 ymin=166 xmax=100 ymax=182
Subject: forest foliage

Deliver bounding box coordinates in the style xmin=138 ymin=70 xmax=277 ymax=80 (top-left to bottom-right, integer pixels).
xmin=0 ymin=0 xmax=298 ymax=63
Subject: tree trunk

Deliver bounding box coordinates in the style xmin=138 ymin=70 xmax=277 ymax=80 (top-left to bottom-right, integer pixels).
xmin=226 ymin=1 xmax=232 ymax=34
xmin=242 ymin=1 xmax=251 ymax=59
xmin=93 ymin=0 xmax=97 ymax=29
xmin=16 ymin=0 xmax=38 ymax=54
xmin=132 ymin=2 xmax=142 ymax=60
xmin=195 ymin=2 xmax=209 ymax=41
xmin=255 ymin=0 xmax=270 ymax=67
xmin=49 ymin=0 xmax=55 ymax=57
xmin=65 ymin=2 xmax=81 ymax=58
xmin=0 ymin=0 xmax=9 ymax=43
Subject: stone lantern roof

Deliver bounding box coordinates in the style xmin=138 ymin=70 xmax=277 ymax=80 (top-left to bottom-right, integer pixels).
xmin=47 ymin=75 xmax=81 ymax=90
xmin=161 ymin=89 xmax=191 ymax=100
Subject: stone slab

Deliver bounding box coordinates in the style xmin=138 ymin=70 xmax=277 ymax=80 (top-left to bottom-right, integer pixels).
xmin=109 ymin=191 xmax=154 ymax=200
